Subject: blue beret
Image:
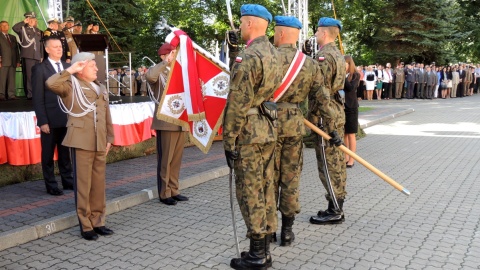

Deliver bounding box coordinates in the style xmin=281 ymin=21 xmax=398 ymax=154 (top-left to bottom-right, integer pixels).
xmin=274 ymin=16 xmax=302 ymax=29
xmin=317 ymin=17 xmax=342 ymax=31
xmin=240 ymin=4 xmax=272 ymax=23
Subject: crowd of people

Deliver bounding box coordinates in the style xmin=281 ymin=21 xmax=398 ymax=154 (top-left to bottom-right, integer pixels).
xmin=107 ymin=66 xmax=149 ymax=96
xmin=355 ymin=62 xmax=480 ymax=101
xmin=0 ymin=11 xmax=126 ymax=101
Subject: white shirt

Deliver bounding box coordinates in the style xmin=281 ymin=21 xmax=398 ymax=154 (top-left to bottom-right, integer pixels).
xmin=382 ymin=68 xmax=392 ymax=83
xmin=48 ymin=57 xmax=63 ymax=72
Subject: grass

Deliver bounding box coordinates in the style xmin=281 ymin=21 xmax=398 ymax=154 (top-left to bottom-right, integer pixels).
xmin=359 ymin=107 xmax=374 ymax=112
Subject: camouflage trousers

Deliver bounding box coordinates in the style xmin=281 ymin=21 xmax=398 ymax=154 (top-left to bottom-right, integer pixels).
xmin=313 ymin=128 xmax=347 ymax=201
xmin=234 ymin=142 xmax=277 ymax=239
xmin=274 ymin=135 xmax=303 ymax=217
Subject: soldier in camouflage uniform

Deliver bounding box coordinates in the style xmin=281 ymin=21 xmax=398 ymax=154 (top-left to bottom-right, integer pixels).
xmin=223 ymin=4 xmax=282 ymax=270
xmin=271 ymin=16 xmax=328 ymax=246
xmin=308 ymin=17 xmax=348 ymax=225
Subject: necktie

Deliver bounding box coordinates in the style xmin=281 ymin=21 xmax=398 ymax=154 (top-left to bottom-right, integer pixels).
xmin=55 ymin=62 xmax=62 ymax=73
xmin=4 ymin=34 xmax=11 ymax=46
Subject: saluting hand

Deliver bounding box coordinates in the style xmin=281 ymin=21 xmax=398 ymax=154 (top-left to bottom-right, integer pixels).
xmin=66 ymin=60 xmax=88 ymax=74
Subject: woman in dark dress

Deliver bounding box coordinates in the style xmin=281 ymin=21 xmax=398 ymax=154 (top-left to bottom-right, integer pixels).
xmin=344 ymin=55 xmax=360 ymax=168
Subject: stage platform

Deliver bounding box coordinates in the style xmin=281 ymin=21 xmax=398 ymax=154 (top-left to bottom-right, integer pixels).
xmin=0 ymin=96 xmax=151 ymax=113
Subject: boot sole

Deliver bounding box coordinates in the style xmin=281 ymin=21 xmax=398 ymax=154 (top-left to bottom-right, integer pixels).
xmin=309 ymin=217 xmax=344 ymax=225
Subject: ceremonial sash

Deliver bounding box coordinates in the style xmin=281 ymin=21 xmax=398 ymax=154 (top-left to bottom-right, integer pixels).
xmin=273 ymin=51 xmax=307 ymax=102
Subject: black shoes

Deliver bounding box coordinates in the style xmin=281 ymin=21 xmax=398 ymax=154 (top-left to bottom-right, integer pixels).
xmin=310 ymin=199 xmax=345 ymax=225
xmin=231 ymin=237 xmax=268 ymax=270
xmin=280 ymin=215 xmax=295 ymax=246
xmin=172 ymin=194 xmax=189 ymax=201
xmin=46 ymin=187 xmax=64 ymax=196
xmin=81 ymin=230 xmax=99 ymax=241
xmin=63 ymin=185 xmax=74 ymax=190
xmin=160 ymin=197 xmax=177 ymax=205
xmin=94 ymin=226 xmax=114 ymax=236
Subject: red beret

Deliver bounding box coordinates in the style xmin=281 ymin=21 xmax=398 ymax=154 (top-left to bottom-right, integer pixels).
xmin=158 ymin=43 xmax=175 ymax=56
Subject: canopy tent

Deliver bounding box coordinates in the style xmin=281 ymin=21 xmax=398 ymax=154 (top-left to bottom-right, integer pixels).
xmin=1 ymin=0 xmax=48 ymax=96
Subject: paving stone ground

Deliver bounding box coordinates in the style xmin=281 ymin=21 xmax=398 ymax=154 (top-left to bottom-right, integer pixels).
xmin=1 ymin=96 xmax=479 ymax=269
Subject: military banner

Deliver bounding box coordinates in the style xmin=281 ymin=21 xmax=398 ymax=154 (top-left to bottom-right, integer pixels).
xmin=157 ymin=28 xmax=230 ymax=153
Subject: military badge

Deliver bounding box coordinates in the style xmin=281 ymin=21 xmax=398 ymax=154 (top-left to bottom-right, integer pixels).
xmin=193 ymin=119 xmax=209 ymax=138
xmin=212 ymin=75 xmax=229 ymax=96
xmin=235 ymin=56 xmax=242 ymax=63
xmin=318 ymin=56 xmax=325 ymax=62
xmin=167 ymin=94 xmax=185 ymax=115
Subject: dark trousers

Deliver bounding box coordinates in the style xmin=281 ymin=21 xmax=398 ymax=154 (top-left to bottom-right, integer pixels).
xmin=407 ymin=82 xmax=415 ymax=99
xmin=0 ymin=66 xmax=16 ymax=98
xmin=41 ymin=127 xmax=73 ymax=190
xmin=155 ymin=130 xmax=163 ymax=196
xmin=457 ymin=82 xmax=464 ymax=97
xmin=418 ymin=83 xmax=425 ymax=98
xmin=426 ymin=85 xmax=434 ymax=99
xmin=383 ymin=82 xmax=392 ymax=99
xmin=22 ymin=58 xmax=40 ymax=98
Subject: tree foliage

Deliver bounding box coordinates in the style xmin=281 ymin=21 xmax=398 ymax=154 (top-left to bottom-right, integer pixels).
xmin=64 ymin=0 xmax=480 ymax=68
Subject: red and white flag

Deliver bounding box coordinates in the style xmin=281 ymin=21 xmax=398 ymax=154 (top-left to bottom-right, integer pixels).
xmin=158 ymin=28 xmax=230 ymax=153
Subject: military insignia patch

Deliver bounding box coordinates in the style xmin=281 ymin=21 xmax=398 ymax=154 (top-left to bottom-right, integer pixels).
xmin=194 ymin=119 xmax=209 ymax=138
xmin=212 ymin=75 xmax=229 ymax=96
xmin=167 ymin=94 xmax=185 ymax=115
xmin=318 ymin=57 xmax=325 ymax=62
xmin=235 ymin=57 xmax=242 ymax=63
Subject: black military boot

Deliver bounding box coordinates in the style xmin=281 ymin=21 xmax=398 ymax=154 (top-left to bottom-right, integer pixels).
xmin=310 ymin=199 xmax=344 ymax=225
xmin=231 ymin=237 xmax=267 ymax=270
xmin=280 ymin=215 xmax=295 ymax=246
xmin=241 ymin=234 xmax=272 ymax=267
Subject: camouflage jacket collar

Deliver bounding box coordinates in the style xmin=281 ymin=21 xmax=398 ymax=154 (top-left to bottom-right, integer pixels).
xmin=277 ymin=44 xmax=297 ymax=50
xmin=320 ymin=42 xmax=336 ymax=50
xmin=246 ymin=35 xmax=269 ymax=48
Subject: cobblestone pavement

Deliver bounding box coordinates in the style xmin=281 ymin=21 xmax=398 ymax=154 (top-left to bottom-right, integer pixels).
xmin=2 ymin=96 xmax=479 ymax=269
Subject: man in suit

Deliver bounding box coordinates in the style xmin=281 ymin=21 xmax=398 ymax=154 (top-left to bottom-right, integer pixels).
xmin=146 ymin=43 xmax=189 ymax=206
xmin=425 ymin=65 xmax=436 ymax=99
xmin=32 ymin=37 xmax=74 ymax=196
xmin=458 ymin=65 xmax=466 ymax=97
xmin=417 ymin=63 xmax=426 ymax=98
xmin=46 ymin=52 xmax=115 ymax=241
xmin=0 ymin=21 xmax=20 ymax=101
xmin=62 ymin=16 xmax=78 ymax=59
xmin=12 ymin=12 xmax=43 ymax=99
xmin=406 ymin=63 xmax=415 ymax=99
xmin=43 ymin=18 xmax=71 ymax=63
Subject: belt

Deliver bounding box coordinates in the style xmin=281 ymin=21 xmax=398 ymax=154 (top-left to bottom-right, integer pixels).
xmin=276 ymin=102 xmax=299 ymax=109
xmin=247 ymin=107 xmax=259 ymax=115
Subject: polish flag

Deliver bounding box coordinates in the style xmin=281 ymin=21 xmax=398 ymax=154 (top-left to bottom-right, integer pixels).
xmin=110 ymin=102 xmax=156 ymax=146
xmin=159 ymin=28 xmax=230 ymax=153
xmin=0 ymin=112 xmax=41 ymax=165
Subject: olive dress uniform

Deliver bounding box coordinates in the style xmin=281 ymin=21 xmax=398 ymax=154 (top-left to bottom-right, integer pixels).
xmin=146 ymin=60 xmax=188 ymax=203
xmin=46 ymin=64 xmax=114 ymax=237
xmin=394 ymin=66 xmax=405 ymax=99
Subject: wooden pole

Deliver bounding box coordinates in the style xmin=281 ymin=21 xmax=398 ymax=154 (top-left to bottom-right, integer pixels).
xmin=331 ymin=0 xmax=345 ymax=55
xmin=304 ymin=119 xmax=411 ymax=196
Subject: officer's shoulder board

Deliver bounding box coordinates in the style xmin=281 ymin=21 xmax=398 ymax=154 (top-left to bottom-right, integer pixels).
xmin=44 ymin=30 xmax=51 ymax=36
